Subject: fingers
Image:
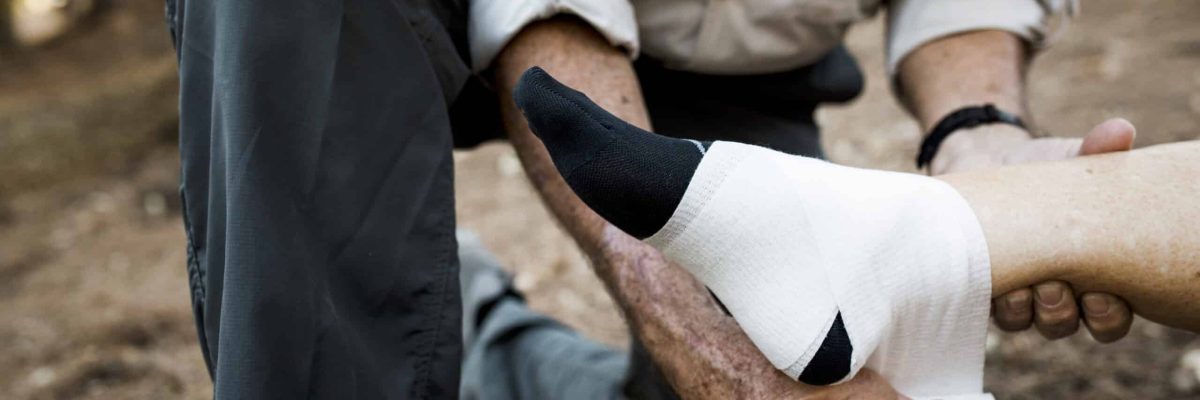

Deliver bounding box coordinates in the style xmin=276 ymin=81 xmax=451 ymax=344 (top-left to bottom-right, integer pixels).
xmin=1080 ymin=292 xmax=1134 ymax=343
xmin=1079 ymin=118 xmax=1136 ymax=156
xmin=995 ymin=284 xmax=1135 ymax=343
xmin=1001 ymin=117 xmax=1136 ymax=164
xmin=1032 ymin=281 xmax=1081 ymax=339
xmin=988 ymin=118 xmax=1136 ymax=343
xmin=992 ymin=288 xmax=1034 ymax=331
xmin=1070 ymin=117 xmax=1136 ymax=343
xmin=1031 ymin=118 xmax=1134 ymax=342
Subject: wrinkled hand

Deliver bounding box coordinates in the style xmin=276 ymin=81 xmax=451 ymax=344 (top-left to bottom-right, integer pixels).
xmin=931 ymin=118 xmax=1137 ymax=342
xmin=592 ymin=229 xmax=909 ymax=399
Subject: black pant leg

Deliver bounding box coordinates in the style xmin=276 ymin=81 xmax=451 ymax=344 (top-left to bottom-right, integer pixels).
xmin=637 ymin=46 xmax=865 ymax=158
xmin=167 ymin=0 xmax=465 ymax=397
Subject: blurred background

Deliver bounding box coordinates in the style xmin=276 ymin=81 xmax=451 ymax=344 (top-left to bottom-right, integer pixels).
xmin=0 ymin=0 xmax=1198 ymax=398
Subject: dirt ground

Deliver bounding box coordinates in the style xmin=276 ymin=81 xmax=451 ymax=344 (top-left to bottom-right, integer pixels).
xmin=1 ymin=0 xmax=1198 ymax=399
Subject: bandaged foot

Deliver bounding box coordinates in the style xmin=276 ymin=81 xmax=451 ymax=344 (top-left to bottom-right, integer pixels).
xmin=514 ymin=67 xmax=993 ymax=397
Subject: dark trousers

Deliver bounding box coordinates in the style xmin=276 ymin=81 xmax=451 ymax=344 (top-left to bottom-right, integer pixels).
xmin=638 ymin=46 xmax=863 ymax=158
xmin=166 ymin=0 xmax=470 ymax=397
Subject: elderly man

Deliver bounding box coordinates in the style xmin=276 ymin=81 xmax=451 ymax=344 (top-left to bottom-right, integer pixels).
xmin=462 ymin=0 xmax=1138 ymax=399
xmin=165 ymin=0 xmax=1136 ymax=398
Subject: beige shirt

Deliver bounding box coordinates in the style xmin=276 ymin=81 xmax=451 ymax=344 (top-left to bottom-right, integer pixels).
xmin=470 ymin=0 xmax=1075 ymax=75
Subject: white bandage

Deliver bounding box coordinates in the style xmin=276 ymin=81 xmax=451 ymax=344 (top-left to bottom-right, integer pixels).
xmin=646 ymin=141 xmax=993 ymax=398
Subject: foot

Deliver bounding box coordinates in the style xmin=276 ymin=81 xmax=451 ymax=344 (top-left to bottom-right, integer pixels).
xmin=514 ymin=68 xmax=856 ymax=385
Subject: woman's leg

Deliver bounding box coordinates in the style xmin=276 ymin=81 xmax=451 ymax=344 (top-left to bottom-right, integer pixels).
xmin=941 ymin=141 xmax=1200 ymax=331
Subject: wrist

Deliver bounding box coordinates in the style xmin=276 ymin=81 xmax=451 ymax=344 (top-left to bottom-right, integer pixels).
xmin=897 ymin=30 xmax=1029 ymax=130
xmin=919 ymin=104 xmax=1029 ymax=171
xmin=929 ymin=124 xmax=1033 ymax=174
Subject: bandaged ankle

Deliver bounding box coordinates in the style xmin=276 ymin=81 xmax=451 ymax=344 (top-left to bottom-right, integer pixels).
xmin=514 ymin=67 xmax=993 ymax=397
xmin=646 ymin=141 xmax=993 ymax=397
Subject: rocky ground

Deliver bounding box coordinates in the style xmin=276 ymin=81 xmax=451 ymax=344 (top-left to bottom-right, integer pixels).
xmin=1 ymin=0 xmax=1198 ymax=398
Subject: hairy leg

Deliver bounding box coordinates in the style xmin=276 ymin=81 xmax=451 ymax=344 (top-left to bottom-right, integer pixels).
xmin=941 ymin=141 xmax=1200 ymax=331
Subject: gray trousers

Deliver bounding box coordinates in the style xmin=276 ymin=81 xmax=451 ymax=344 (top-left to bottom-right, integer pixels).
xmin=458 ymin=232 xmax=647 ymax=400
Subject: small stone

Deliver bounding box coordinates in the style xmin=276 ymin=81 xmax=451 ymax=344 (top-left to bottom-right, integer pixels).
xmin=27 ymin=367 xmax=55 ymax=387
xmin=513 ymin=271 xmax=537 ymax=292
xmin=1171 ymin=365 xmax=1199 ymax=394
xmin=88 ymin=191 xmax=116 ymax=214
xmin=1182 ymin=349 xmax=1200 ymax=382
xmin=143 ymin=191 xmax=167 ymax=217
xmin=1098 ymin=41 xmax=1127 ymax=81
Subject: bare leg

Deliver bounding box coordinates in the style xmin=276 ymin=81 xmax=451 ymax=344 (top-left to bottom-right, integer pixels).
xmin=941 ymin=141 xmax=1200 ymax=331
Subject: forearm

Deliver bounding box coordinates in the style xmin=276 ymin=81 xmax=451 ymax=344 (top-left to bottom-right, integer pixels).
xmin=897 ymin=30 xmax=1039 ymax=174
xmin=940 ymin=141 xmax=1200 ymax=331
xmin=897 ymin=30 xmax=1030 ymax=131
xmin=898 ymin=29 xmax=1140 ymax=341
xmin=492 ymin=16 xmax=815 ymax=399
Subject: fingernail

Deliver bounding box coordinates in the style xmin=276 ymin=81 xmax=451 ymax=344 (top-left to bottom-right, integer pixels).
xmin=1035 ymin=285 xmax=1064 ymax=307
xmin=1006 ymin=292 xmax=1029 ymax=311
xmin=1083 ymin=295 xmax=1111 ymax=316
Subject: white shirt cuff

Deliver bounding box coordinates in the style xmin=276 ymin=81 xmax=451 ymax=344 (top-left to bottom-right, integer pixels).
xmin=886 ymin=0 xmax=1077 ymax=75
xmin=469 ymin=0 xmax=639 ymax=72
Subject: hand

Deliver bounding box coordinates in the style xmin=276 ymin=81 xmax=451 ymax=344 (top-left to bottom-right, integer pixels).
xmin=932 ymin=118 xmax=1137 ymax=342
xmin=591 ymin=228 xmax=912 ymax=399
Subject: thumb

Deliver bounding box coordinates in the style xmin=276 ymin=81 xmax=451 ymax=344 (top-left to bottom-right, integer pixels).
xmin=1079 ymin=118 xmax=1136 ymax=156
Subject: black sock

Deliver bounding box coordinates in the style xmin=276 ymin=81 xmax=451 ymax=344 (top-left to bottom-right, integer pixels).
xmin=514 ymin=66 xmax=708 ymax=239
xmin=513 ymin=66 xmax=850 ymax=384
xmin=798 ymin=313 xmax=853 ymax=385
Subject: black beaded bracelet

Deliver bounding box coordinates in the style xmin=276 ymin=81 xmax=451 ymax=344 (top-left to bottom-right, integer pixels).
xmin=916 ymin=104 xmax=1027 ymax=169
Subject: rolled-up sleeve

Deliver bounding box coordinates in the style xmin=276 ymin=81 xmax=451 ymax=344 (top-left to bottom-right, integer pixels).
xmin=886 ymin=0 xmax=1077 ymax=74
xmin=469 ymin=0 xmax=639 ymax=71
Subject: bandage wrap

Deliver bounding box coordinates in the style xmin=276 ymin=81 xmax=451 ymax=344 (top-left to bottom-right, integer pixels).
xmin=646 ymin=141 xmax=993 ymax=397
